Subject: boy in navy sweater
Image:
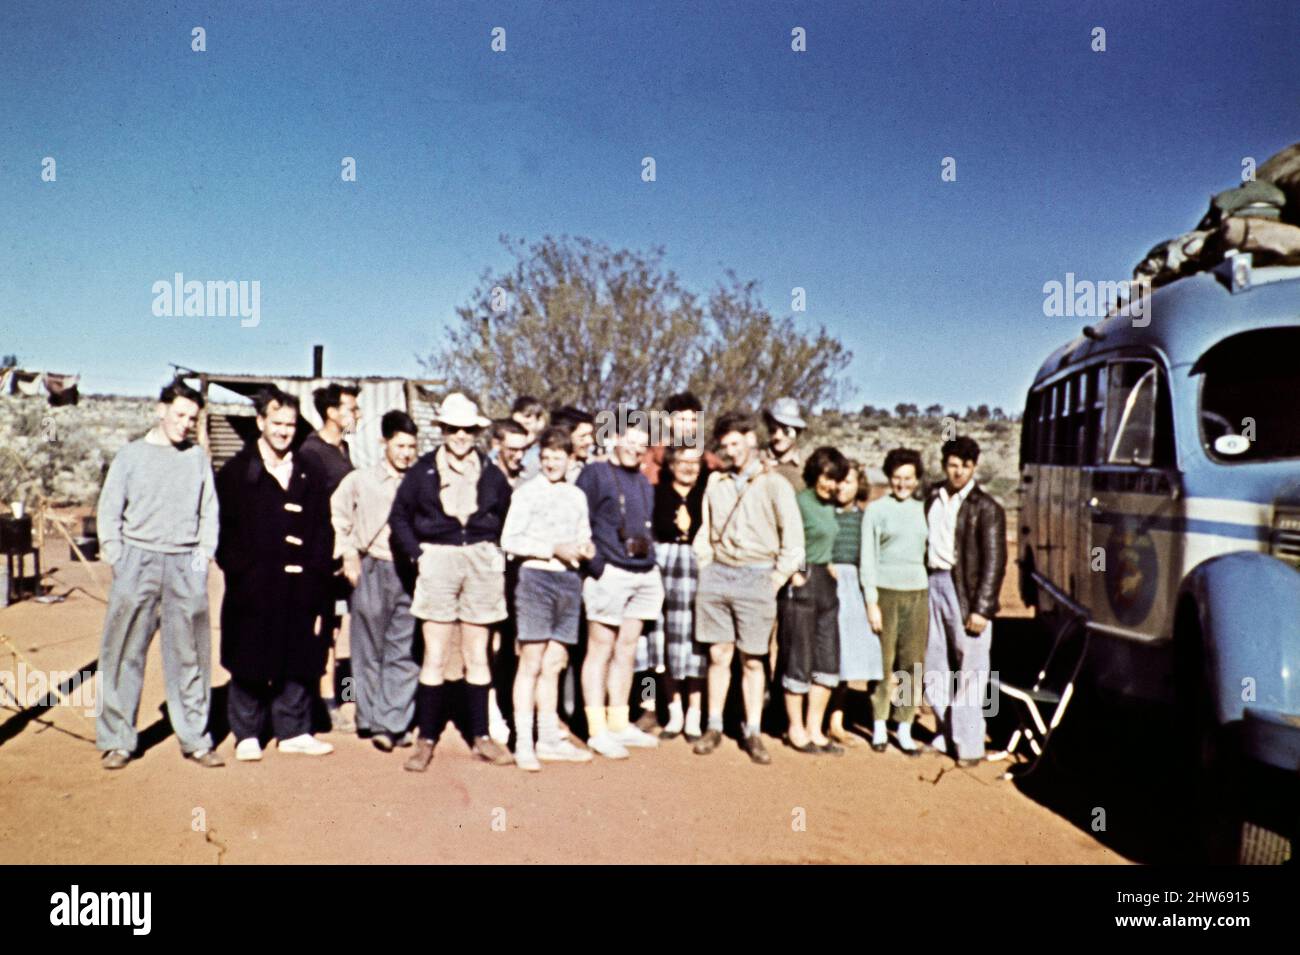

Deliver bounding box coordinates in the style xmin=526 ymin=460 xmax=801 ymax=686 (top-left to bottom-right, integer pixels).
xmin=574 ymin=415 xmax=664 ymax=759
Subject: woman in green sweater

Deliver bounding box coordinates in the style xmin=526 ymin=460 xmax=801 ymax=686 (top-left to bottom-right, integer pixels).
xmin=778 ymin=446 xmax=849 ymax=755
xmin=860 ymin=448 xmax=930 ymax=755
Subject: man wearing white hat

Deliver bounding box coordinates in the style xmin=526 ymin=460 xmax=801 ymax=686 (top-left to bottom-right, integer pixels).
xmin=761 ymin=396 xmax=808 ymax=493
xmin=388 ymin=392 xmax=514 ymax=769
xmin=761 ymin=397 xmax=809 ymax=688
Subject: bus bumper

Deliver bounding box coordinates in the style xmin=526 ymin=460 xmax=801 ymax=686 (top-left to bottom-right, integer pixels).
xmin=1242 ymin=706 xmax=1300 ymax=772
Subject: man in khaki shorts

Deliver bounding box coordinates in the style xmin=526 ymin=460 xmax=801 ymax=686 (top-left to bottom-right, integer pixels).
xmin=388 ymin=393 xmax=514 ymax=770
xmin=692 ymin=411 xmax=804 ymax=765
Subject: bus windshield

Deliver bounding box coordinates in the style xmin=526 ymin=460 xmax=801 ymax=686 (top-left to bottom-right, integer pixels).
xmin=1197 ymin=328 xmax=1300 ymax=462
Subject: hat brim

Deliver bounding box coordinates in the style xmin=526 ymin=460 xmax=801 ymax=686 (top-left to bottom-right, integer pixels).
xmin=436 ymin=415 xmax=491 ymax=430
xmin=770 ymin=414 xmax=807 ymax=430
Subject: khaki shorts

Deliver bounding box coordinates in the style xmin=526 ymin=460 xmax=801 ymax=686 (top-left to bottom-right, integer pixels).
xmin=695 ymin=563 xmax=779 ymax=656
xmin=582 ymin=564 xmax=665 ymax=627
xmin=411 ymin=541 xmax=507 ymax=625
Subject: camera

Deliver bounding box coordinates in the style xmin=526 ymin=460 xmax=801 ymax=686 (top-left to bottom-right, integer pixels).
xmin=618 ymin=526 xmax=652 ymax=559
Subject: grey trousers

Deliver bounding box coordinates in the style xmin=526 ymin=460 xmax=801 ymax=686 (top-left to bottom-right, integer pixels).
xmin=96 ymin=544 xmax=213 ymax=754
xmin=923 ymin=569 xmax=992 ymax=760
xmin=349 ymin=555 xmax=419 ymax=737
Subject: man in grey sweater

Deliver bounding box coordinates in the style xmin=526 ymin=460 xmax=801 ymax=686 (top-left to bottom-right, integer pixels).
xmin=95 ymin=380 xmax=222 ymax=769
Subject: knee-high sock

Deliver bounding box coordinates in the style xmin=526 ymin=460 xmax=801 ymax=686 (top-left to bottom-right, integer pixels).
xmin=445 ymin=679 xmax=468 ymax=739
xmin=416 ymin=684 xmax=445 ymax=742
xmin=466 ymin=682 xmax=490 ymax=740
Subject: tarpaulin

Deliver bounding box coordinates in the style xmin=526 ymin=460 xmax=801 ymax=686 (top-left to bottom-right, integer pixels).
xmin=44 ymin=373 xmax=80 ymax=406
xmin=14 ymin=371 xmax=42 ymax=396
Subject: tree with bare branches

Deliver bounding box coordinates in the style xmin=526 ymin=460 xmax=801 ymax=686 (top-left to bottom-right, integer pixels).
xmin=422 ymin=235 xmax=852 ymax=418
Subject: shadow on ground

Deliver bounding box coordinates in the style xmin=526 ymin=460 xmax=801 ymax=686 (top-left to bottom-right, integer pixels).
xmin=0 ymin=660 xmax=98 ymax=749
xmin=989 ymin=616 xmax=1205 ymax=864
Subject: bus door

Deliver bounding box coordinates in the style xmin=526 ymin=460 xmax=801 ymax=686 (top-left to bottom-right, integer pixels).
xmin=1039 ymin=380 xmax=1068 ymax=600
xmin=1039 ymin=372 xmax=1088 ymax=602
xmin=1085 ymin=358 xmax=1180 ymax=640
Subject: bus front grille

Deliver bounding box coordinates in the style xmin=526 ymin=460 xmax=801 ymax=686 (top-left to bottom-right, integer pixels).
xmin=1271 ymin=509 xmax=1300 ymax=569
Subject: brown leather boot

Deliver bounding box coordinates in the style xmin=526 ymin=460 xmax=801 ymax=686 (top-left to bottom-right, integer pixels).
xmin=472 ymin=735 xmax=513 ymax=766
xmin=403 ymin=739 xmax=435 ymax=772
xmin=692 ymin=728 xmax=723 ymax=755
xmin=741 ymin=733 xmax=772 ymax=765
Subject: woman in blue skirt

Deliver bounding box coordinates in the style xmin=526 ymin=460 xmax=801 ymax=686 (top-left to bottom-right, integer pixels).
xmin=827 ymin=461 xmax=882 ymax=745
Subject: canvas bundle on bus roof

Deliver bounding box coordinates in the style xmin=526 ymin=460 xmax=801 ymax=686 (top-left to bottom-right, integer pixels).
xmin=1135 ymin=142 xmax=1300 ymax=289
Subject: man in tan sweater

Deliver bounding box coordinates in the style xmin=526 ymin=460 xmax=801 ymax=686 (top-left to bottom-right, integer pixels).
xmin=692 ymin=411 xmax=804 ymax=765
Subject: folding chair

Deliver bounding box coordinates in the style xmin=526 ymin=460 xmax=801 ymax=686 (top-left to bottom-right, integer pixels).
xmin=988 ymin=614 xmax=1090 ymax=778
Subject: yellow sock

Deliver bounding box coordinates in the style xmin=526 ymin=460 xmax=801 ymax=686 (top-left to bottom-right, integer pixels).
xmin=585 ymin=706 xmax=608 ymax=738
xmin=606 ymin=705 xmax=630 ymax=733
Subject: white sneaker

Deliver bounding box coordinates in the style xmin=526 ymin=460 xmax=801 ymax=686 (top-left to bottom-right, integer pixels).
xmin=587 ymin=731 xmax=630 ymax=760
xmin=489 ymin=695 xmax=511 ymax=745
xmin=235 ymin=738 xmax=263 ymax=762
xmin=515 ymin=748 xmax=542 ymax=772
xmin=536 ymin=737 xmax=594 ymax=763
xmin=278 ymin=734 xmax=334 ymax=756
xmin=489 ymin=719 xmax=511 ymax=746
xmin=612 ymin=724 xmax=659 ymax=748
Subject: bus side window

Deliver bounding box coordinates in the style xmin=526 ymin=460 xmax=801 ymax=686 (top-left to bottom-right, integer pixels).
xmin=1074 ymin=370 xmax=1089 ymax=465
xmin=1060 ymin=378 xmax=1076 ymax=465
xmin=1106 ymin=361 xmax=1159 ymax=466
xmin=1043 ymin=385 xmax=1058 ymax=463
xmin=1087 ymin=365 xmax=1106 ymax=465
xmin=1060 ymin=372 xmax=1089 ymax=466
xmin=1021 ymin=389 xmax=1041 ymax=465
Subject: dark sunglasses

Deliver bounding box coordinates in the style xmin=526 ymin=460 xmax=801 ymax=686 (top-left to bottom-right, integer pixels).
xmin=444 ymin=425 xmax=481 ymax=436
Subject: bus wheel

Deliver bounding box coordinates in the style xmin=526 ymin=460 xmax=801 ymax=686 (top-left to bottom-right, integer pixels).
xmin=1174 ymin=606 xmax=1293 ymax=864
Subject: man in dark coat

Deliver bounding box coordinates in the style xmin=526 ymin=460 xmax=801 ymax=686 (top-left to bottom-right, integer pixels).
xmin=297 ymin=382 xmax=358 ymax=734
xmin=216 ymin=387 xmax=336 ymax=759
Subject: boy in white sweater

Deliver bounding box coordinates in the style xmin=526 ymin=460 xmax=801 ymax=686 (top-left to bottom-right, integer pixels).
xmin=499 ymin=428 xmax=596 ymax=769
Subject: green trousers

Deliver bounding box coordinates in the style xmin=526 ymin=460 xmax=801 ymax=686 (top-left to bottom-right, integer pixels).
xmin=869 ymin=587 xmax=929 ymax=723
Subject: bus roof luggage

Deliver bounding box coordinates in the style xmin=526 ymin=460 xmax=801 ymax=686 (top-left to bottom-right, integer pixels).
xmin=1135 ymin=142 xmax=1300 ymax=288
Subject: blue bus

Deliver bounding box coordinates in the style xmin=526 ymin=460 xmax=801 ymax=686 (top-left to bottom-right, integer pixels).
xmin=1019 ymin=252 xmax=1300 ymax=863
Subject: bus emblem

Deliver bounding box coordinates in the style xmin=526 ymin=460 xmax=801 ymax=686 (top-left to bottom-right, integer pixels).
xmin=1105 ymin=521 xmax=1159 ymax=625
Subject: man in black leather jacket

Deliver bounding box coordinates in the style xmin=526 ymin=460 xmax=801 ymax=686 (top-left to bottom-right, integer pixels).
xmin=922 ymin=436 xmax=1006 ymax=766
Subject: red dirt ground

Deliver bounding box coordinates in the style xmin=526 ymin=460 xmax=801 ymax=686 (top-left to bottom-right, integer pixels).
xmin=0 ymin=533 xmax=1121 ymax=865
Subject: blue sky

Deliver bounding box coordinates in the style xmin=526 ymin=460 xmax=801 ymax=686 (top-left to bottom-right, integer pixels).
xmin=1 ymin=0 xmax=1296 ymax=412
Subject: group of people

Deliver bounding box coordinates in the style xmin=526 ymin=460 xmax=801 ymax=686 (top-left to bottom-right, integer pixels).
xmin=93 ymin=379 xmax=1006 ymax=774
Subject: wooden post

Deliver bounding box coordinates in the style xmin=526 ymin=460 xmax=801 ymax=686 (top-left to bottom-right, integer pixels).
xmin=44 ymin=510 xmax=107 ymax=602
